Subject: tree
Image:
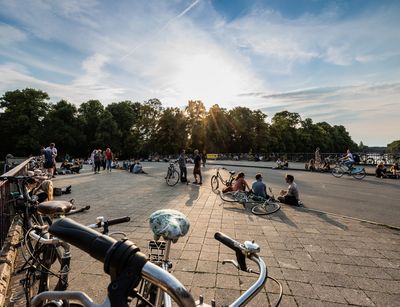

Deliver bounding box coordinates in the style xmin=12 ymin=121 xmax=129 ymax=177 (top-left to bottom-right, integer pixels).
xmin=387 ymin=140 xmax=400 ymax=155
xmin=94 ymin=110 xmax=121 ymax=150
xmin=41 ymin=100 xmax=86 ymax=158
xmin=204 ymin=104 xmax=232 ymax=153
xmin=185 ymin=100 xmax=206 ymax=151
xmin=153 ymin=107 xmax=188 ymax=154
xmin=0 ymin=88 xmax=50 ymax=156
xmin=78 ymin=100 xmax=104 ymax=151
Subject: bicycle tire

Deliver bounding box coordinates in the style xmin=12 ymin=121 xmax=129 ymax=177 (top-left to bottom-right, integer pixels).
xmin=135 ymin=279 xmax=159 ymax=306
xmin=331 ymin=167 xmax=344 ymax=178
xmin=352 ymin=169 xmax=366 ymax=180
xmin=219 ymin=191 xmax=238 ymax=203
xmin=166 ymin=169 xmax=179 ymax=186
xmin=211 ymin=175 xmax=219 ymax=193
xmin=251 ymin=200 xmax=281 ymax=215
xmin=24 ymin=239 xmax=69 ymax=306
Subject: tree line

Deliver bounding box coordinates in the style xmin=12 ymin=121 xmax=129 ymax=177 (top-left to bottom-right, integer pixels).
xmin=0 ymin=88 xmax=367 ymax=160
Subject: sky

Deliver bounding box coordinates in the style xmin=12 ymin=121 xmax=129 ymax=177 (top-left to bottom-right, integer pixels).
xmin=0 ymin=0 xmax=399 ymax=146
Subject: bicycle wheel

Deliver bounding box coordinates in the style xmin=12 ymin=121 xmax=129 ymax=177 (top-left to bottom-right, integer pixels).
xmin=166 ymin=169 xmax=179 ymax=186
xmin=331 ymin=167 xmax=344 ymax=178
xmin=211 ymin=175 xmax=219 ymax=193
xmin=134 ymin=279 xmax=159 ymax=306
xmin=219 ymin=191 xmax=238 ymax=202
xmin=24 ymin=236 xmax=68 ymax=306
xmin=251 ymin=200 xmax=281 ymax=215
xmin=352 ymin=169 xmax=366 ymax=180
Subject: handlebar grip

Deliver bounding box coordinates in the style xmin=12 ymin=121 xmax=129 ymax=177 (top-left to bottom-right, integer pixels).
xmin=214 ymin=232 xmax=243 ymax=253
xmin=107 ymin=216 xmax=131 ymax=226
xmin=49 ymin=218 xmax=116 ymax=262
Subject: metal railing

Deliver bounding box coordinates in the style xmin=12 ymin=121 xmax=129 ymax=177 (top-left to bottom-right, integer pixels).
xmin=0 ymin=157 xmax=33 ymax=248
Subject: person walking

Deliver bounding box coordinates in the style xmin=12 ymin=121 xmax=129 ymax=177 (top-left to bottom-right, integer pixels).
xmin=105 ymin=148 xmax=113 ymax=172
xmin=178 ymin=149 xmax=188 ymax=183
xmin=193 ymin=149 xmax=202 ymax=184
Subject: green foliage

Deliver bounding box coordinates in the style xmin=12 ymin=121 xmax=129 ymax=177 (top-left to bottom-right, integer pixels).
xmin=387 ymin=140 xmax=400 ymax=154
xmin=0 ymin=88 xmax=363 ymax=159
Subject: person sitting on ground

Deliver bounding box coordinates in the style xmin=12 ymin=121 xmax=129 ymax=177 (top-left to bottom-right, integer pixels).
xmin=251 ymin=173 xmax=270 ymax=199
xmin=308 ymin=159 xmax=316 ymax=172
xmin=390 ymin=162 xmax=399 ymax=178
xmin=278 ymin=174 xmax=301 ymax=206
xmin=33 ymin=179 xmax=54 ymax=203
xmin=275 ymin=158 xmax=283 ymax=169
xmin=321 ymin=158 xmax=331 ymax=172
xmin=223 ymin=172 xmax=250 ymax=193
xmin=375 ymin=162 xmax=387 ymax=178
xmin=340 ymin=149 xmax=355 ymax=170
xmin=70 ymin=159 xmax=81 ymax=173
xmin=133 ymin=161 xmax=147 ymax=174
xmin=59 ymin=160 xmax=72 ymax=175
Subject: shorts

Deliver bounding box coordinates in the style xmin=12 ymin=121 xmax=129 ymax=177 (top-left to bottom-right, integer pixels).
xmin=44 ymin=161 xmax=54 ymax=169
xmin=193 ymin=167 xmax=201 ymax=174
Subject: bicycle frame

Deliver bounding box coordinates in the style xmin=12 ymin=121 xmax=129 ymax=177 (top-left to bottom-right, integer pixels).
xmin=215 ymin=168 xmax=235 ymax=186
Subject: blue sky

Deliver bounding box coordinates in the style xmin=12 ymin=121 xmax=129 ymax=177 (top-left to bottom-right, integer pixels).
xmin=1 ymin=0 xmax=399 ymax=146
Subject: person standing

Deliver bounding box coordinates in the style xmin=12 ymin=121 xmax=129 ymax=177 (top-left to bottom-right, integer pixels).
xmin=193 ymin=149 xmax=202 ymax=184
xmin=93 ymin=149 xmax=102 ymax=174
xmin=315 ymin=147 xmax=321 ymax=169
xmin=202 ymin=150 xmax=207 ymax=168
xmin=45 ymin=143 xmax=57 ymax=178
xmin=43 ymin=145 xmax=54 ymax=177
xmin=105 ymin=148 xmax=113 ymax=172
xmin=178 ymin=149 xmax=188 ymax=183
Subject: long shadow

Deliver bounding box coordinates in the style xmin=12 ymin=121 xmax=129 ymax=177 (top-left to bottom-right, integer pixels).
xmin=185 ymin=184 xmax=200 ymax=206
xmin=289 ymin=205 xmax=348 ymax=230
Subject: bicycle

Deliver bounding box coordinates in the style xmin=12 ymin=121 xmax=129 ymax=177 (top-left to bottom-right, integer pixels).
xmin=165 ymin=161 xmax=179 ymax=186
xmin=219 ymin=188 xmax=281 ymax=215
xmin=22 ymin=213 xmax=130 ymax=307
xmin=31 ymin=210 xmax=283 ymax=307
xmin=331 ymin=160 xmax=366 ymax=180
xmin=210 ymin=167 xmax=236 ymax=194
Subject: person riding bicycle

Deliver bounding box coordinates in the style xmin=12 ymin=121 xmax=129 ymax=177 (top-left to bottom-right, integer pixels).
xmin=251 ymin=173 xmax=270 ymax=199
xmin=223 ymin=172 xmax=250 ymax=193
xmin=340 ymin=149 xmax=355 ymax=170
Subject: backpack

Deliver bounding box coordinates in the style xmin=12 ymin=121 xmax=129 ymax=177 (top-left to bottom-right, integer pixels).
xmin=353 ymin=154 xmax=360 ymax=163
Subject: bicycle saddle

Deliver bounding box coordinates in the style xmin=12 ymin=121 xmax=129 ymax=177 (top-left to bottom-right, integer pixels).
xmin=149 ymin=209 xmax=190 ymax=243
xmin=37 ymin=200 xmax=73 ymax=215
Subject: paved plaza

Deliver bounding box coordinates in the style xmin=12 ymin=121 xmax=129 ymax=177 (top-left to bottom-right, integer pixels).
xmin=7 ymin=163 xmax=400 ymax=306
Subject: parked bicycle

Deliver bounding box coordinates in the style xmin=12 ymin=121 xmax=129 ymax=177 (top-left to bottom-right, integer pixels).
xmin=220 ymin=188 xmax=281 ymax=215
xmin=331 ymin=161 xmax=366 ymax=179
xmin=22 ymin=213 xmax=130 ymax=307
xmin=31 ymin=210 xmax=283 ymax=307
xmin=210 ymin=167 xmax=236 ymax=194
xmin=165 ymin=161 xmax=179 ymax=186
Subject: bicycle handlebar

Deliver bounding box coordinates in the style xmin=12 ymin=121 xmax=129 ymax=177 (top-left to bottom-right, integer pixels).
xmin=48 ymin=218 xmax=196 ymax=306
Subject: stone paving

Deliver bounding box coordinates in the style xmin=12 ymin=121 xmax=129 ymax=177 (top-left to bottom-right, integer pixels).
xmin=6 ymin=164 xmax=400 ymax=306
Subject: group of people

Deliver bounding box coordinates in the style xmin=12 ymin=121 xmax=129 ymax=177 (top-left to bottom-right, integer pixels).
xmin=178 ymin=149 xmax=207 ymax=184
xmin=91 ymin=148 xmax=114 ymax=174
xmin=223 ymin=171 xmax=301 ymax=207
xmin=59 ymin=159 xmax=81 ymax=174
xmin=376 ymin=162 xmax=399 ymax=179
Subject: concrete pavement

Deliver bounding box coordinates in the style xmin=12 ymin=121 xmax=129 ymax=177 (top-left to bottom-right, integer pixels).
xmin=6 ymin=164 xmax=400 ymax=306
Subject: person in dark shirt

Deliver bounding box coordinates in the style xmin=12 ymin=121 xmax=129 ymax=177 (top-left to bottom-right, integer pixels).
xmin=193 ymin=149 xmax=202 ymax=184
xmin=375 ymin=162 xmax=387 ymax=178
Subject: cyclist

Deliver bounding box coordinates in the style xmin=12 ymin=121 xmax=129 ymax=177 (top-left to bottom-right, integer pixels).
xmin=251 ymin=173 xmax=270 ymax=199
xmin=340 ymin=149 xmax=354 ymax=170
